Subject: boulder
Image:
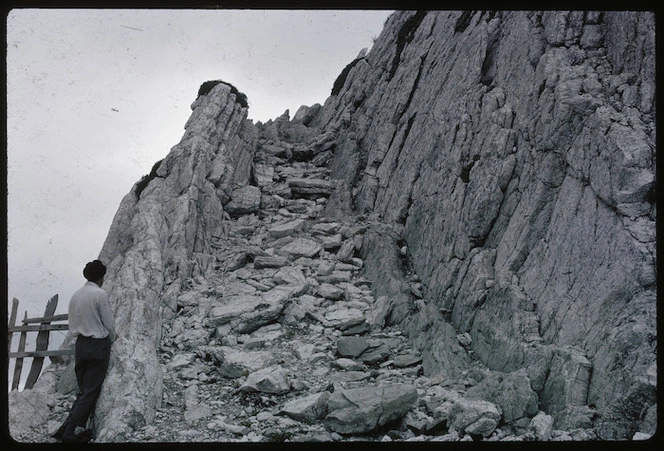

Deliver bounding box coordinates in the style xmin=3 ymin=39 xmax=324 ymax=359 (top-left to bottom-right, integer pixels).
xmin=392 ymin=353 xmax=423 ymax=368
xmin=268 ymin=219 xmax=305 ymax=238
xmin=225 ymin=186 xmax=262 ymax=216
xmin=289 ymin=178 xmax=336 ymax=197
xmin=199 ymin=346 xmax=275 ymax=378
xmin=324 ymin=307 xmax=365 ymax=330
xmin=312 ymin=222 xmax=341 ymax=235
xmin=183 ymin=385 xmax=212 ymax=424
xmin=272 ymin=266 xmax=306 ymax=285
xmin=529 ymin=411 xmax=555 ymax=440
xmin=465 ymin=370 xmax=539 ymax=422
xmin=253 ymin=163 xmax=275 ymax=187
xmin=279 ymin=238 xmax=322 ymax=259
xmin=332 ymin=358 xmax=367 ymax=371
xmin=7 ymin=389 xmax=52 ymax=438
xmin=280 ymin=391 xmax=330 ymax=423
xmin=554 ymin=405 xmax=597 ymax=430
xmin=292 ymin=103 xmax=322 ymax=126
xmin=209 ymin=295 xmax=263 ymax=327
xmin=240 ymin=365 xmax=291 ymax=394
xmin=166 ymin=352 xmax=197 ymax=370
xmin=317 ymin=283 xmax=345 ymax=300
xmin=325 ymin=384 xmax=418 ymax=434
xmin=447 ymin=398 xmax=502 ymax=437
xmin=336 ymin=336 xmax=370 ymax=357
xmin=209 ymin=286 xmax=291 ymax=334
xmin=253 ymin=255 xmax=289 ymax=269
xmin=321 ymin=233 xmax=343 ymax=249
xmin=541 ymin=346 xmax=592 ymax=416
xmin=336 ymin=240 xmax=356 ymax=262
xmin=358 ymin=341 xmax=392 ymax=365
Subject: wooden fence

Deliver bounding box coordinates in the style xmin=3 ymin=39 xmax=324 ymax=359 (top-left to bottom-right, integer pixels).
xmin=7 ymin=295 xmax=73 ymax=390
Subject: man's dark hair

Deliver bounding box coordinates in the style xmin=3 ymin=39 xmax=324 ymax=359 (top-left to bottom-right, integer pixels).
xmin=83 ymin=260 xmax=107 ymax=282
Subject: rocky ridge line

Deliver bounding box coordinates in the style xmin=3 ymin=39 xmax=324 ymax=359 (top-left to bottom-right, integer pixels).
xmin=10 ymin=123 xmax=610 ymax=443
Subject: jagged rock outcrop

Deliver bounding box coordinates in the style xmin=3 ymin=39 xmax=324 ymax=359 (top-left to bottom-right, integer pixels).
xmin=90 ymin=82 xmax=257 ymax=440
xmin=10 ymin=10 xmax=655 ymax=443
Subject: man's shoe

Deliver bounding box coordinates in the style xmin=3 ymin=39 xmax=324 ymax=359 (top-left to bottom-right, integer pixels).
xmin=51 ymin=425 xmax=66 ymax=440
xmin=75 ymin=429 xmax=93 ymax=443
xmin=61 ymin=424 xmax=87 ymax=443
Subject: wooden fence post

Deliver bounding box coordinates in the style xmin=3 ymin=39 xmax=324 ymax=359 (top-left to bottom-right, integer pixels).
xmin=7 ymin=296 xmax=73 ymax=391
xmin=24 ymin=294 xmax=58 ymax=389
xmin=7 ymin=299 xmax=19 ymax=389
xmin=12 ymin=311 xmax=28 ymax=391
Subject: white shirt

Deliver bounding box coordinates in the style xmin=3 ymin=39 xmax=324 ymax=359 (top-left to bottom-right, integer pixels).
xmin=68 ymin=281 xmax=117 ymax=341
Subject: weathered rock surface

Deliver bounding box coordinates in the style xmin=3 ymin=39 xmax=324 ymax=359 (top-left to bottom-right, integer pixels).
xmin=447 ymin=398 xmax=502 ymax=437
xmin=280 ymin=392 xmax=330 ymax=424
xmin=10 ymin=10 xmax=655 ymax=444
xmin=225 ymin=186 xmax=262 ymax=216
xmin=324 ymin=384 xmax=418 ymax=434
xmin=314 ymin=10 xmax=655 ymax=439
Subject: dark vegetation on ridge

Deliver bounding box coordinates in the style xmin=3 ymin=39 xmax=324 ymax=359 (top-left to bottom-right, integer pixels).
xmin=389 ymin=11 xmax=427 ymax=80
xmin=135 ymin=159 xmax=163 ymax=198
xmin=197 ymin=80 xmax=249 ymax=108
xmin=331 ymin=57 xmax=364 ymax=97
xmin=454 ymin=10 xmax=476 ymax=33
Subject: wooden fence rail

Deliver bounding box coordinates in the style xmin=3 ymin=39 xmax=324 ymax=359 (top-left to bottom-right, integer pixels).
xmin=7 ymin=295 xmax=74 ymax=391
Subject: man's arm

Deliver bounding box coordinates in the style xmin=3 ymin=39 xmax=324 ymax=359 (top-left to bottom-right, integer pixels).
xmin=97 ymin=291 xmax=117 ymax=342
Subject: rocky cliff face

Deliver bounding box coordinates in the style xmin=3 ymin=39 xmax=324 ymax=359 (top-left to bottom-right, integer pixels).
xmin=11 ymin=11 xmax=655 ymax=443
xmin=312 ymin=10 xmax=656 ymax=439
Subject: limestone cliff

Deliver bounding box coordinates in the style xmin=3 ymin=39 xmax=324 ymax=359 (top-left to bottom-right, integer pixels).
xmin=313 ymin=11 xmax=656 ymax=437
xmin=17 ymin=10 xmax=655 ymax=442
xmin=314 ymin=11 xmax=655 ymax=439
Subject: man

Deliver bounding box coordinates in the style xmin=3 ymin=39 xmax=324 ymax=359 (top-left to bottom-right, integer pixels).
xmin=52 ymin=260 xmax=118 ymax=443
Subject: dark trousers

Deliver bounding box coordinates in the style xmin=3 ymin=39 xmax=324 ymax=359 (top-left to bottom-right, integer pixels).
xmin=63 ymin=335 xmax=111 ymax=429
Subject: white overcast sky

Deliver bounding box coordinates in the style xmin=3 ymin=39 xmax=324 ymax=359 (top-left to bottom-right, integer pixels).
xmin=6 ymin=8 xmax=393 ymax=326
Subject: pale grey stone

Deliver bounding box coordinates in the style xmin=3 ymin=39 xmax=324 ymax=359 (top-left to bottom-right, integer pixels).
xmin=321 ymin=233 xmax=343 ymax=249
xmin=199 ymin=345 xmax=275 ymax=374
xmin=447 ymin=398 xmax=502 ymax=437
xmin=325 ymin=384 xmax=418 ymax=434
xmin=280 ymin=391 xmax=330 ymax=423
xmin=332 ymin=358 xmax=367 ymax=371
xmin=7 ymin=389 xmax=52 ymax=438
xmin=272 ymin=266 xmax=306 ymax=285
xmin=324 ymin=307 xmax=365 ymax=330
xmin=280 ymin=238 xmax=322 ymax=259
xmin=317 ymin=283 xmax=345 ymax=300
xmin=529 ymin=411 xmax=555 ymax=440
xmin=268 ymin=219 xmax=305 ymax=238
xmin=225 ymin=186 xmax=262 ymax=216
xmin=240 ymin=365 xmax=291 ymax=394
xmin=253 ymin=163 xmax=275 ymax=187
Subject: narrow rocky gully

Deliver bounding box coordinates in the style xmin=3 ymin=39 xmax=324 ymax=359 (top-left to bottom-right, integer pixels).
xmin=26 ymin=119 xmax=596 ymax=444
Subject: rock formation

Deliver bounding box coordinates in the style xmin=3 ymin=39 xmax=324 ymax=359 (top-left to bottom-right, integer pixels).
xmin=312 ymin=10 xmax=656 ymax=439
xmin=9 ymin=11 xmax=655 ymax=443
